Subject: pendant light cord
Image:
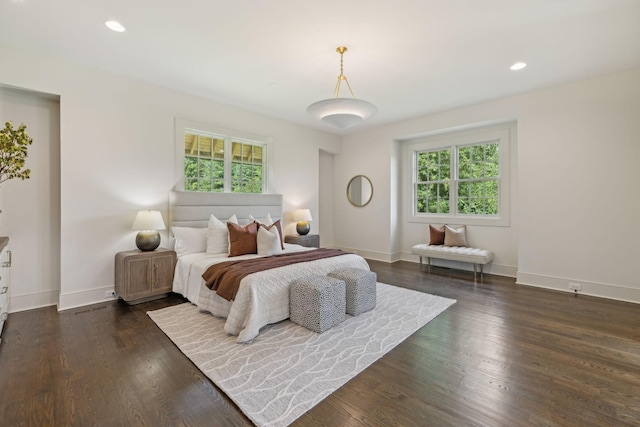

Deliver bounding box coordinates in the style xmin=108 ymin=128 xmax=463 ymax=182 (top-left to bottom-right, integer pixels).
xmin=333 ymin=47 xmax=356 ymax=99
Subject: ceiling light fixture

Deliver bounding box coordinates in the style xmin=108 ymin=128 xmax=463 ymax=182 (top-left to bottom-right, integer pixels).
xmin=510 ymin=62 xmax=527 ymax=71
xmin=105 ymin=20 xmax=126 ymax=33
xmin=307 ymin=46 xmax=377 ymax=130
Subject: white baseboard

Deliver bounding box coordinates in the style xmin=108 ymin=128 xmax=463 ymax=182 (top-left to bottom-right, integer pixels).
xmin=58 ymin=285 xmax=118 ymax=312
xmin=331 ymin=246 xmax=397 ymax=263
xmin=9 ymin=286 xmax=119 ymax=313
xmin=9 ymin=290 xmax=59 ymax=313
xmin=517 ymin=272 xmax=640 ymax=304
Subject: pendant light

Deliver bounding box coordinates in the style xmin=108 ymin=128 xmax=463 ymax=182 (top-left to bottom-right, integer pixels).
xmin=307 ymin=46 xmax=377 ymax=129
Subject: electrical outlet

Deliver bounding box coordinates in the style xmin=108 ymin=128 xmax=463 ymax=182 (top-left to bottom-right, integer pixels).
xmin=104 ymin=290 xmax=116 ymax=298
xmin=568 ymin=283 xmax=582 ymax=291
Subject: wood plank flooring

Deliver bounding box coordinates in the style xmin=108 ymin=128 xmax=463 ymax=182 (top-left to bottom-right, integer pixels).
xmin=1 ymin=261 xmax=639 ymax=426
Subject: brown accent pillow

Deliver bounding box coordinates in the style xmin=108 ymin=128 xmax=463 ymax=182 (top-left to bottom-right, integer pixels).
xmin=227 ymin=221 xmax=259 ymax=257
xmin=444 ymin=225 xmax=468 ymax=247
xmin=429 ymin=225 xmax=445 ymax=245
xmin=258 ymin=219 xmax=285 ymax=250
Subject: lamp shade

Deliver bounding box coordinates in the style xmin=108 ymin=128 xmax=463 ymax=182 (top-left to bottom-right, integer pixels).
xmin=294 ymin=209 xmax=312 ymax=222
xmin=132 ymin=210 xmax=166 ymax=231
xmin=307 ymin=98 xmax=377 ymax=130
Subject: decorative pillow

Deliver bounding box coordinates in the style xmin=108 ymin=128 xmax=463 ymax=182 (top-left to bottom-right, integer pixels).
xmin=172 ymin=227 xmax=207 ymax=257
xmin=249 ymin=213 xmax=274 ymax=226
xmin=227 ymin=221 xmax=259 ymax=257
xmin=206 ymin=214 xmax=237 ymax=254
xmin=252 ymin=216 xmax=285 ymax=250
xmin=257 ymin=224 xmax=283 ymax=256
xmin=444 ymin=225 xmax=468 ymax=247
xmin=429 ymin=225 xmax=445 ymax=245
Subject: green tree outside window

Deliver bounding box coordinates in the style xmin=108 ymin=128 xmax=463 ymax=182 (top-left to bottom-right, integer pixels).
xmin=416 ymin=142 xmax=499 ymax=216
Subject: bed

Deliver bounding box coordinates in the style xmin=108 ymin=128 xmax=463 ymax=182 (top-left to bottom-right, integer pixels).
xmin=169 ymin=190 xmax=370 ymax=343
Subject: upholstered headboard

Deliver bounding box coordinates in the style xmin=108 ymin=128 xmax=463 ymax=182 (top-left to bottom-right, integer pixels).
xmin=169 ymin=190 xmax=283 ymax=229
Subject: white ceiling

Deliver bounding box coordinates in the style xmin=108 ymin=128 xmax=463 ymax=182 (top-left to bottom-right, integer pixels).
xmin=1 ymin=0 xmax=639 ymax=134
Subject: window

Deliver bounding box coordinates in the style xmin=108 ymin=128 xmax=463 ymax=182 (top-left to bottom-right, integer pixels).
xmin=176 ymin=119 xmax=270 ymax=194
xmin=416 ymin=142 xmax=500 ymax=215
xmin=184 ymin=133 xmax=225 ymax=192
xmin=405 ymin=123 xmax=512 ymax=226
xmin=456 ymin=143 xmax=499 ymax=215
xmin=230 ymin=141 xmax=263 ymax=193
xmin=416 ymin=149 xmax=450 ymax=214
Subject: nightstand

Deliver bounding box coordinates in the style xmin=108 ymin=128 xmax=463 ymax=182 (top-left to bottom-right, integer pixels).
xmin=285 ymin=234 xmax=320 ymax=248
xmin=115 ymin=248 xmax=177 ymax=304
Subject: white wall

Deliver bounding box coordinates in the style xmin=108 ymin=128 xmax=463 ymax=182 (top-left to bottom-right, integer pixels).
xmin=0 ymin=86 xmax=60 ymax=311
xmin=336 ymin=68 xmax=640 ymax=303
xmin=318 ymin=150 xmax=334 ymax=247
xmin=0 ymin=41 xmax=340 ymax=311
xmin=334 ymin=120 xmax=518 ymax=274
xmin=515 ymin=69 xmax=640 ymax=302
xmin=3 ymin=40 xmax=638 ymax=308
xmin=332 ymin=136 xmax=395 ymax=261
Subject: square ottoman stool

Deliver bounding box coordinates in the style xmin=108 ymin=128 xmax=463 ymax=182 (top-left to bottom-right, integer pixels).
xmin=329 ymin=268 xmax=377 ymax=316
xmin=290 ymin=275 xmax=346 ymax=333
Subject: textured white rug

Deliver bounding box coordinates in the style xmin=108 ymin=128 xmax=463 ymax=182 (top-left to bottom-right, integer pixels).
xmin=147 ymin=283 xmax=455 ymax=427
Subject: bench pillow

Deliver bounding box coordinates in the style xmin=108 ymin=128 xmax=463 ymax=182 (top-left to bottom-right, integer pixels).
xmin=444 ymin=225 xmax=468 ymax=247
xmin=429 ymin=225 xmax=445 ymax=245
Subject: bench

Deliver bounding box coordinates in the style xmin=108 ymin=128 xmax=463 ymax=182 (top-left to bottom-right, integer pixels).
xmin=411 ymin=244 xmax=494 ymax=277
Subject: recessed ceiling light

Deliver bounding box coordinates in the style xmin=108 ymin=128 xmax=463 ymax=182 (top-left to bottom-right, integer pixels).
xmin=510 ymin=62 xmax=527 ymax=71
xmin=105 ymin=20 xmax=125 ymax=33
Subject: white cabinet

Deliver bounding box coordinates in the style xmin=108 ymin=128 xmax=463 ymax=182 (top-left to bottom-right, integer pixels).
xmin=0 ymin=237 xmax=11 ymax=344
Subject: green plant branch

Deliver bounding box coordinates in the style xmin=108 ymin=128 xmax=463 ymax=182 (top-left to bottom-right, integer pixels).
xmin=0 ymin=121 xmax=32 ymax=186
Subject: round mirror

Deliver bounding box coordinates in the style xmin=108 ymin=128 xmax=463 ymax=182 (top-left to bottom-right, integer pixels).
xmin=347 ymin=175 xmax=373 ymax=207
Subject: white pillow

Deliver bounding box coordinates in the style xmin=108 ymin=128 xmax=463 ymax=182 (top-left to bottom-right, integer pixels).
xmin=172 ymin=227 xmax=207 ymax=257
xmin=444 ymin=225 xmax=468 ymax=247
xmin=250 ymin=213 xmax=273 ymax=226
xmin=206 ymin=214 xmax=238 ymax=254
xmin=257 ymin=225 xmax=283 ymax=256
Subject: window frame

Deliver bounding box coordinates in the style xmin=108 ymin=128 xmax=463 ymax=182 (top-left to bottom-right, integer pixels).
xmin=404 ymin=123 xmax=513 ymax=227
xmin=175 ymin=118 xmax=273 ymax=194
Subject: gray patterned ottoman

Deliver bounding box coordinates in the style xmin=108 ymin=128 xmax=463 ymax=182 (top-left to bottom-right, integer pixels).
xmin=290 ymin=275 xmax=346 ymax=333
xmin=328 ymin=268 xmax=377 ymax=316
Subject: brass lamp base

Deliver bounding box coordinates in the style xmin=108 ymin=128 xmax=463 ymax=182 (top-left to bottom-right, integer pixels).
xmin=136 ymin=230 xmax=160 ymax=251
xmin=296 ymin=221 xmax=310 ymax=235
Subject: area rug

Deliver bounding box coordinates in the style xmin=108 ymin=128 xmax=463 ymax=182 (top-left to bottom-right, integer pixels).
xmin=147 ymin=283 xmax=455 ymax=427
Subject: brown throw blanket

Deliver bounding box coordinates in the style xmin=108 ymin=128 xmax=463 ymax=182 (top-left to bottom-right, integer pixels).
xmin=202 ymin=248 xmax=348 ymax=301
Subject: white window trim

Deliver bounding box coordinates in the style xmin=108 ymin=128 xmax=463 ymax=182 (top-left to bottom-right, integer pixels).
xmin=403 ymin=123 xmax=514 ymax=227
xmin=174 ymin=117 xmax=274 ymax=193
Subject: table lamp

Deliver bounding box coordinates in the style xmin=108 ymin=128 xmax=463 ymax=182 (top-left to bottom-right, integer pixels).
xmin=132 ymin=210 xmax=166 ymax=251
xmin=294 ymin=209 xmax=312 ymax=235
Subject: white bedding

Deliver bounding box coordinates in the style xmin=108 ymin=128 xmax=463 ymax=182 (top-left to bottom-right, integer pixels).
xmin=172 ymin=244 xmax=370 ymax=343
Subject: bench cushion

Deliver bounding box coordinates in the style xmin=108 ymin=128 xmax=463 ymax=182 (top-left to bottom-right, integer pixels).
xmin=411 ymin=244 xmax=494 ymax=265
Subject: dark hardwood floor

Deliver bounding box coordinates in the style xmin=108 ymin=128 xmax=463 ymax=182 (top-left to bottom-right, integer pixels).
xmin=1 ymin=261 xmax=639 ymax=426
